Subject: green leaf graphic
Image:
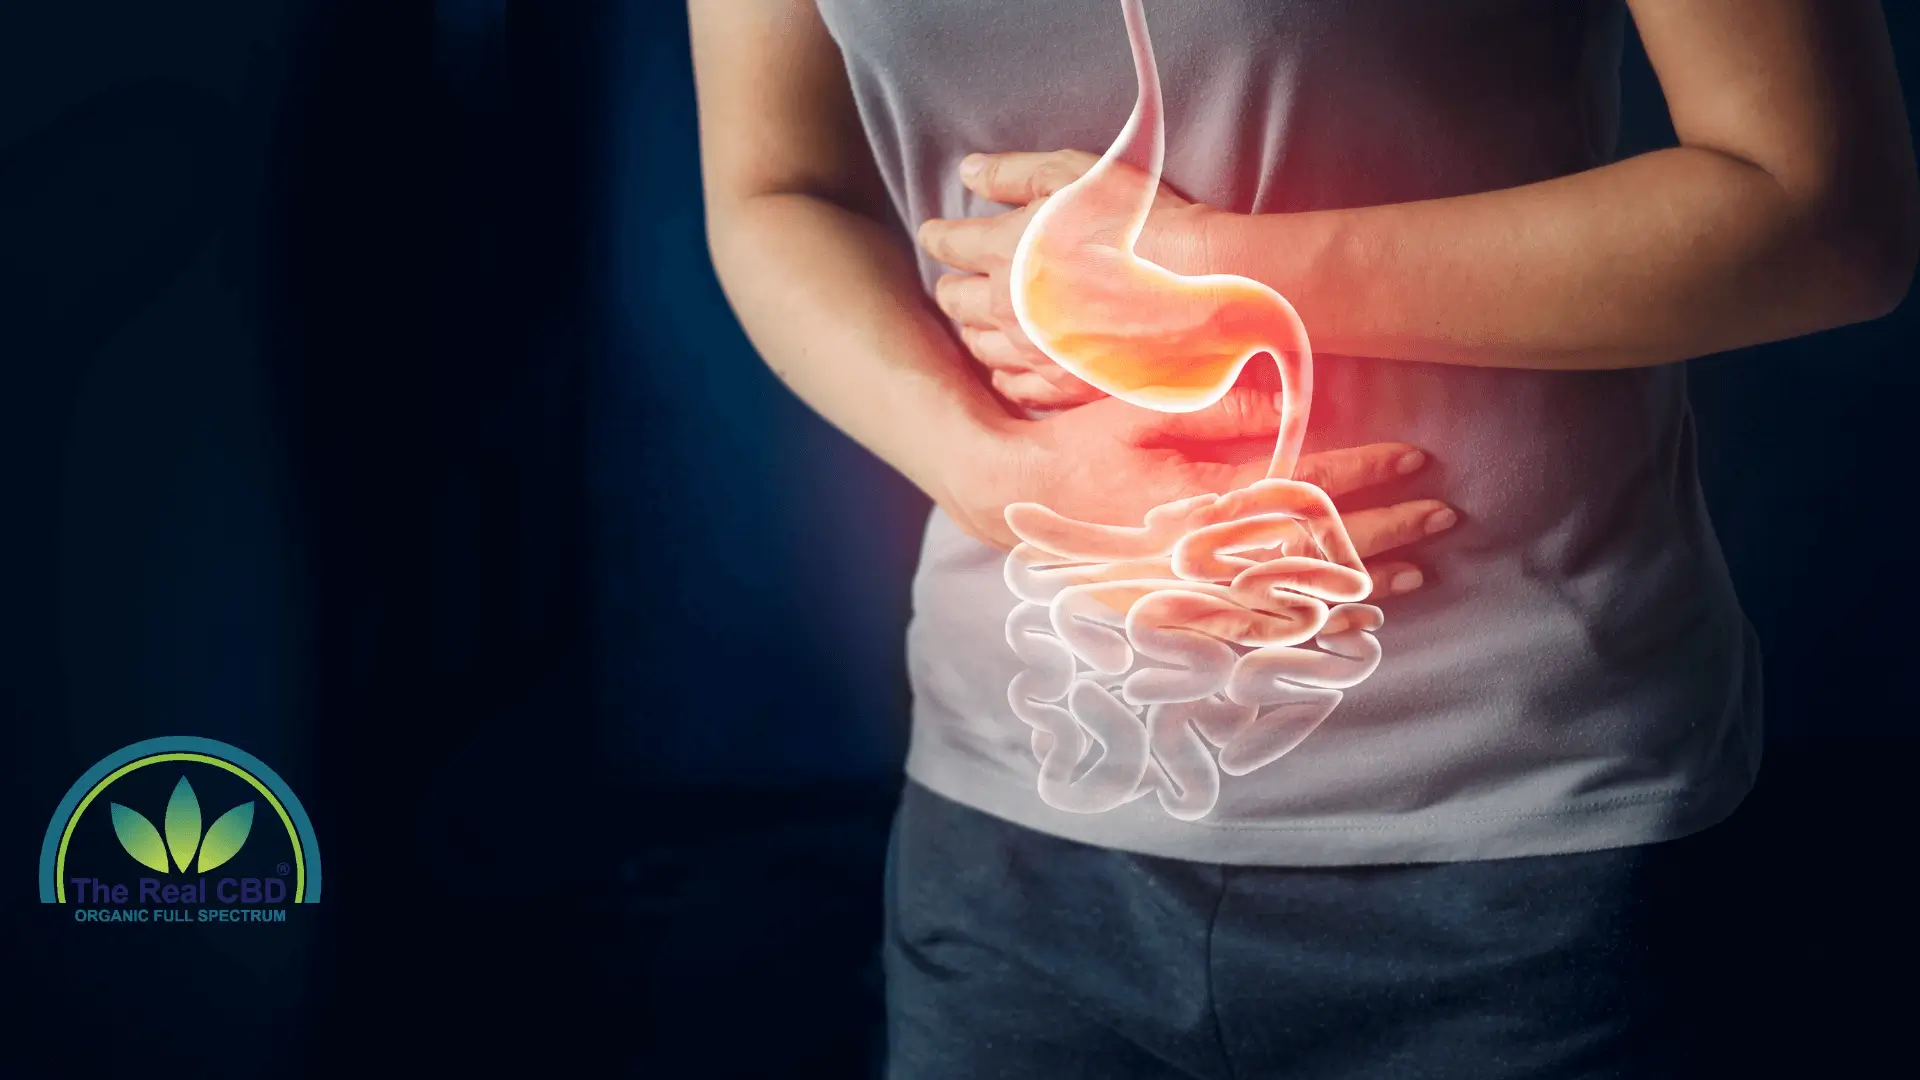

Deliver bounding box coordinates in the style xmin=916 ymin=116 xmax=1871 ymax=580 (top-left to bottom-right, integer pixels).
xmin=196 ymin=802 xmax=254 ymax=873
xmin=110 ymin=804 xmax=170 ymax=873
xmin=164 ymin=777 xmax=201 ymax=873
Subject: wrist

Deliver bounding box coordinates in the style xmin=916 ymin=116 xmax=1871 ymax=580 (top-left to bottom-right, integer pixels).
xmin=1138 ymin=203 xmax=1228 ymax=277
xmin=931 ymin=407 xmax=1039 ymax=548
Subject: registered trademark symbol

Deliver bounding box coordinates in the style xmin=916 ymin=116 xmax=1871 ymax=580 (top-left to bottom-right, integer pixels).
xmin=276 ymin=862 xmax=290 ymax=876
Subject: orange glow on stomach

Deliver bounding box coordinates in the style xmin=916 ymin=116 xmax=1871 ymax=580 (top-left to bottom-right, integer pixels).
xmin=993 ymin=0 xmax=1387 ymax=825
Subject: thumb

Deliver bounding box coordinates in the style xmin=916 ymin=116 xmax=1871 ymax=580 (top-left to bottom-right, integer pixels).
xmin=1133 ymin=386 xmax=1286 ymax=443
xmin=961 ymin=150 xmax=1100 ymax=205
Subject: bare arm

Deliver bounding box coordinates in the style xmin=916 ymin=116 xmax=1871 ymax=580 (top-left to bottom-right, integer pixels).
xmin=924 ymin=0 xmax=1920 ymax=387
xmin=690 ymin=1 xmax=1460 ymax=566
xmin=1198 ymin=0 xmax=1920 ymax=369
xmin=689 ymin=0 xmax=1010 ymax=524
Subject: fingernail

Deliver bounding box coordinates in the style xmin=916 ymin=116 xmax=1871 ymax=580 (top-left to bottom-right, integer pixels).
xmin=1395 ymin=451 xmax=1425 ymax=475
xmin=1271 ymin=390 xmax=1288 ymax=413
xmin=1390 ymin=570 xmax=1424 ymax=593
xmin=959 ymin=155 xmax=984 ymax=181
xmin=1424 ymin=508 xmax=1457 ymax=534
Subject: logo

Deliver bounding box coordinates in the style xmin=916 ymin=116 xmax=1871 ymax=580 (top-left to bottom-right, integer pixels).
xmin=40 ymin=736 xmax=321 ymax=923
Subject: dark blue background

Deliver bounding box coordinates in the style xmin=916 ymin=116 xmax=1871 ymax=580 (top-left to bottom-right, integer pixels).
xmin=1 ymin=1 xmax=1914 ymax=1076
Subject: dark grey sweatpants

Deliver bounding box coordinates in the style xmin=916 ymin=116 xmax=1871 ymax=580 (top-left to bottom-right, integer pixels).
xmin=884 ymin=780 xmax=1746 ymax=1079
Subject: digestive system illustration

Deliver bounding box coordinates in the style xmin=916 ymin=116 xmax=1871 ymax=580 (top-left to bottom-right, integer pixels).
xmin=1000 ymin=0 xmax=1384 ymax=821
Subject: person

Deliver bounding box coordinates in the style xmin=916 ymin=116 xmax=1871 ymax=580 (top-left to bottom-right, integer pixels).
xmin=687 ymin=1 xmax=1919 ymax=1076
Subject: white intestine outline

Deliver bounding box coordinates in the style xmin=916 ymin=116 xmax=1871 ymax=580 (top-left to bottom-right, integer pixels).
xmin=997 ymin=0 xmax=1386 ymax=821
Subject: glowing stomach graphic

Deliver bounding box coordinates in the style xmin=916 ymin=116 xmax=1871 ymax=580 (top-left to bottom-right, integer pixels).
xmin=1008 ymin=0 xmax=1312 ymax=481
xmin=997 ymin=0 xmax=1384 ymax=822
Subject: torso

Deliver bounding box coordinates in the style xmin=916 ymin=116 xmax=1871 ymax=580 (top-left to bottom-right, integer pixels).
xmin=815 ymin=0 xmax=1761 ymax=865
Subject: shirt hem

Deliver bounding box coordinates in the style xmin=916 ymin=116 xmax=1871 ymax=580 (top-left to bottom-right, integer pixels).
xmin=903 ymin=743 xmax=1761 ymax=867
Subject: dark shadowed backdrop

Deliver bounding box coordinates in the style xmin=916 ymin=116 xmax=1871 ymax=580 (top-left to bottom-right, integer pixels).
xmin=2 ymin=1 xmax=1915 ymax=1076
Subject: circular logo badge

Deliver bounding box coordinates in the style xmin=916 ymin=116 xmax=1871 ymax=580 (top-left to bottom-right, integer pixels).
xmin=40 ymin=737 xmax=321 ymax=922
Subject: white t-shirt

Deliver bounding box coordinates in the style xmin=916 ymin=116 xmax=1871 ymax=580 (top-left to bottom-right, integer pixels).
xmin=814 ymin=0 xmax=1762 ymax=865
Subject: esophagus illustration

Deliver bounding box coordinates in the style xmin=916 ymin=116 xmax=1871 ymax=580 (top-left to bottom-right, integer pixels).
xmin=1001 ymin=0 xmax=1385 ymax=821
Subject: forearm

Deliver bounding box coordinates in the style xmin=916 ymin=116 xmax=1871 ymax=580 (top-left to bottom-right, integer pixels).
xmin=1199 ymin=146 xmax=1918 ymax=370
xmin=707 ymin=192 xmax=1013 ymax=508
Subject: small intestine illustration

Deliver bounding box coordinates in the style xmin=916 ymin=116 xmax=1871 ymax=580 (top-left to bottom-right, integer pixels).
xmin=999 ymin=0 xmax=1385 ymax=821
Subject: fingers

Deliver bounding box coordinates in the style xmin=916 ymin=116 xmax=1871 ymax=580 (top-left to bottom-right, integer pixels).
xmin=934 ymin=273 xmax=997 ymax=329
xmin=1151 ymin=467 xmax=1443 ymax=609
xmin=1263 ymin=566 xmax=1414 ymax=635
xmin=1363 ymin=560 xmax=1426 ymax=600
xmin=1136 ymin=386 xmax=1284 ymax=443
xmin=917 ymin=217 xmax=986 ymax=273
xmin=959 ymin=150 xmax=1101 ymax=205
xmin=918 ymin=206 xmax=1031 ymax=273
xmin=933 ymin=270 xmax=1102 ymax=409
xmin=1313 ymin=564 xmax=1422 ymax=632
xmin=991 ymin=368 xmax=1105 ymax=410
xmin=928 ymin=150 xmax=1191 ymax=270
xmin=960 ymin=327 xmax=1030 ymax=370
xmin=1341 ymin=500 xmax=1458 ymax=560
xmin=1188 ymin=457 xmax=1275 ymax=497
xmin=1168 ymin=437 xmax=1458 ymax=559
xmin=960 ymin=150 xmax=1194 ymax=210
xmin=1293 ymin=443 xmax=1427 ymax=498
xmin=968 ymin=329 xmax=1099 ymax=399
